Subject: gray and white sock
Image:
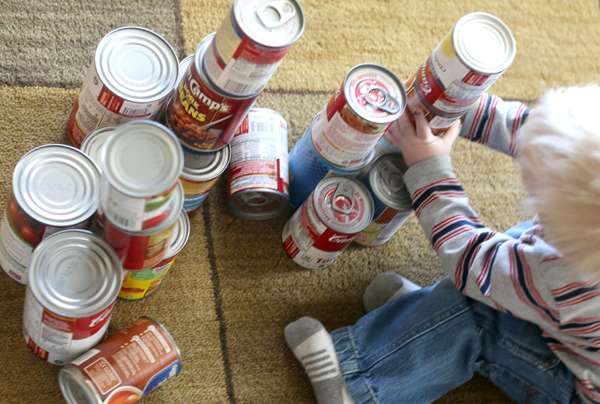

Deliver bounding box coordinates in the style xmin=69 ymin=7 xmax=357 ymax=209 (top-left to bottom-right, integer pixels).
xmin=285 ymin=317 xmax=354 ymax=404
xmin=363 ymin=272 xmax=421 ymax=312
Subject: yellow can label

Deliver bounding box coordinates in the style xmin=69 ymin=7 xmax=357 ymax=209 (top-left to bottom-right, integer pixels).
xmin=119 ymin=259 xmax=176 ymax=300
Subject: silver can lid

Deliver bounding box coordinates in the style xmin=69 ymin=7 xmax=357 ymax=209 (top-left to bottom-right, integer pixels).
xmin=27 ymin=230 xmax=122 ymax=318
xmin=452 ymin=12 xmax=516 ymax=75
xmin=182 ymin=144 xmax=231 ymax=182
xmin=13 ymin=145 xmax=100 ymax=227
xmin=313 ymin=177 xmax=374 ymax=234
xmin=368 ymin=154 xmax=412 ymax=211
xmin=164 ymin=211 xmax=190 ymax=259
xmin=177 ymin=54 xmax=193 ymax=88
xmin=58 ymin=366 xmax=98 ymax=404
xmin=103 ymin=120 xmax=183 ymax=198
xmin=95 ymin=26 xmax=179 ymax=103
xmin=233 ymin=0 xmax=305 ymax=48
xmin=344 ymin=64 xmax=407 ymax=125
xmin=80 ymin=126 xmax=117 ymax=170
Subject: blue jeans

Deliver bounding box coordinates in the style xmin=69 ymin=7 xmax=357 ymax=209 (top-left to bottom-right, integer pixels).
xmin=332 ymin=222 xmax=581 ymax=404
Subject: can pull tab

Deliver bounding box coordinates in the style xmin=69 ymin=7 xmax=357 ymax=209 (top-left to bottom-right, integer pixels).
xmin=332 ymin=182 xmax=355 ymax=215
xmin=257 ymin=1 xmax=296 ymax=30
xmin=365 ymin=85 xmax=401 ymax=115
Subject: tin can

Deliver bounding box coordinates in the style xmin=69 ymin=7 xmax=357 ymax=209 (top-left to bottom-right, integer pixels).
xmin=59 ymin=317 xmax=182 ymax=404
xmin=0 ymin=145 xmax=100 ymax=269
xmin=101 ymin=120 xmax=183 ymax=232
xmin=0 ymin=221 xmax=27 ymax=284
xmin=184 ymin=193 xmax=210 ymax=213
xmin=159 ymin=55 xmax=194 ymax=124
xmin=23 ymin=230 xmax=122 ymax=365
xmin=355 ymin=154 xmax=413 ymax=247
xmin=103 ymin=184 xmax=184 ymax=271
xmin=166 ymin=33 xmax=258 ymax=151
xmin=204 ymin=0 xmax=305 ymax=96
xmin=289 ymin=113 xmax=374 ymax=208
xmin=311 ymin=64 xmax=406 ymax=167
xmin=119 ymin=212 xmax=190 ymax=300
xmin=66 ymin=26 xmax=179 ymax=148
xmin=80 ymin=126 xmax=116 ymax=171
xmin=227 ymin=108 xmax=289 ymax=220
xmin=282 ymin=176 xmax=373 ymax=269
xmin=180 ymin=144 xmax=230 ymax=199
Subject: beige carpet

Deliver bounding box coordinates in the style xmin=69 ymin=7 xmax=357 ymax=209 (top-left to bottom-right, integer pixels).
xmin=0 ymin=1 xmax=599 ymax=403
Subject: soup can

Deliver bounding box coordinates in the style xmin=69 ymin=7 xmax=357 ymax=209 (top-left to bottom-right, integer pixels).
xmin=180 ymin=144 xmax=231 ymax=198
xmin=103 ymin=184 xmax=184 ymax=271
xmin=100 ymin=120 xmax=183 ymax=233
xmin=184 ymin=193 xmax=210 ymax=213
xmin=166 ymin=33 xmax=258 ymax=151
xmin=0 ymin=222 xmax=27 ymax=284
xmin=66 ymin=26 xmax=179 ymax=148
xmin=119 ymin=212 xmax=190 ymax=300
xmin=23 ymin=230 xmax=122 ymax=365
xmin=204 ymin=0 xmax=305 ymax=96
xmin=355 ymin=154 xmax=413 ymax=247
xmin=227 ymin=108 xmax=289 ymax=220
xmin=282 ymin=176 xmax=374 ymax=269
xmin=59 ymin=317 xmax=182 ymax=404
xmin=0 ymin=145 xmax=100 ymax=270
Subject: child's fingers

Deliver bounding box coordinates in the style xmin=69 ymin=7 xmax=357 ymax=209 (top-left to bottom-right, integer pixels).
xmin=442 ymin=120 xmax=461 ymax=145
xmin=394 ymin=113 xmax=416 ymax=139
xmin=413 ymin=108 xmax=434 ymax=140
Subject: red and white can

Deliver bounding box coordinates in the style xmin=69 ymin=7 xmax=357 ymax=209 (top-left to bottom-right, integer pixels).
xmin=227 ymin=108 xmax=289 ymax=220
xmin=23 ymin=230 xmax=122 ymax=365
xmin=282 ymin=176 xmax=373 ymax=269
xmin=204 ymin=0 xmax=305 ymax=96
xmin=59 ymin=317 xmax=182 ymax=404
xmin=66 ymin=26 xmax=179 ymax=148
xmin=166 ymin=33 xmax=258 ymax=151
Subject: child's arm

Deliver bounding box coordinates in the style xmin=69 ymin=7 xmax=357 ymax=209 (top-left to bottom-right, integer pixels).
xmin=460 ymin=93 xmax=530 ymax=158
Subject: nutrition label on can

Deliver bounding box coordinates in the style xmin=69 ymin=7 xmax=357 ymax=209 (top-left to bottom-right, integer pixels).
xmin=0 ymin=217 xmax=32 ymax=267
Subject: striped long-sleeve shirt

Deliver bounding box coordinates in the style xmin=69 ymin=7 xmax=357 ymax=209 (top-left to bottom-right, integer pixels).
xmin=404 ymin=93 xmax=600 ymax=403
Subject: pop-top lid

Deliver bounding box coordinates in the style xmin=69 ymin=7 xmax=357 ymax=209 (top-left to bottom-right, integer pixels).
xmin=313 ymin=177 xmax=374 ymax=234
xmin=103 ymin=120 xmax=183 ymax=198
xmin=452 ymin=12 xmax=516 ymax=75
xmin=95 ymin=26 xmax=179 ymax=103
xmin=182 ymin=144 xmax=231 ymax=181
xmin=234 ymin=0 xmax=304 ymax=48
xmin=27 ymin=230 xmax=122 ymax=318
xmin=13 ymin=144 xmax=100 ymax=227
xmin=344 ymin=63 xmax=407 ymax=125
xmin=80 ymin=126 xmax=116 ymax=171
xmin=164 ymin=211 xmax=191 ymax=259
xmin=368 ymin=154 xmax=412 ymax=211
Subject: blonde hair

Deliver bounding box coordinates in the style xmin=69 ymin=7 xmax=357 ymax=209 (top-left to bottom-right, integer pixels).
xmin=519 ymin=85 xmax=600 ymax=275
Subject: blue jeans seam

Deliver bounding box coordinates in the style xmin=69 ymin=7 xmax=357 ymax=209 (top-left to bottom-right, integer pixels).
xmin=347 ymin=326 xmax=381 ymax=404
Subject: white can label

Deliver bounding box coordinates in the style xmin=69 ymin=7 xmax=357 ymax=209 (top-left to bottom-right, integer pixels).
xmin=0 ymin=218 xmax=32 ymax=267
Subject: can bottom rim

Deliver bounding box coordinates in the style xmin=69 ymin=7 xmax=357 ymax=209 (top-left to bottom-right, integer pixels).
xmin=59 ymin=366 xmax=99 ymax=404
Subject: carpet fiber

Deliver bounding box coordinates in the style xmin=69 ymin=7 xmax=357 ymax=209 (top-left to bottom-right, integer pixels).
xmin=0 ymin=1 xmax=599 ymax=403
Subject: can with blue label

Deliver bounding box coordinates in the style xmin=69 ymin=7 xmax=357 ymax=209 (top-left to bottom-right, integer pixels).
xmin=184 ymin=192 xmax=210 ymax=213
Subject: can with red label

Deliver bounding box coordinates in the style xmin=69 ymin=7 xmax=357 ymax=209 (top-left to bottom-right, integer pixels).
xmin=180 ymin=144 xmax=231 ymax=199
xmin=119 ymin=211 xmax=190 ymax=300
xmin=58 ymin=317 xmax=182 ymax=404
xmin=227 ymin=108 xmax=289 ymax=220
xmin=23 ymin=230 xmax=122 ymax=365
xmin=103 ymin=184 xmax=183 ymax=271
xmin=166 ymin=33 xmax=258 ymax=151
xmin=0 ymin=221 xmax=27 ymax=284
xmin=355 ymin=154 xmax=413 ymax=247
xmin=204 ymin=0 xmax=305 ymax=96
xmin=66 ymin=26 xmax=179 ymax=148
xmin=282 ymin=176 xmax=373 ymax=269
xmin=0 ymin=145 xmax=100 ymax=274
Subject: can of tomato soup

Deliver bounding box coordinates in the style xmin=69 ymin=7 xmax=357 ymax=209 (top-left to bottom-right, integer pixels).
xmin=227 ymin=108 xmax=289 ymax=220
xmin=100 ymin=120 xmax=183 ymax=232
xmin=355 ymin=154 xmax=413 ymax=247
xmin=103 ymin=184 xmax=184 ymax=271
xmin=166 ymin=33 xmax=258 ymax=152
xmin=282 ymin=176 xmax=373 ymax=269
xmin=66 ymin=26 xmax=179 ymax=148
xmin=0 ymin=145 xmax=100 ymax=277
xmin=23 ymin=230 xmax=122 ymax=365
xmin=58 ymin=317 xmax=182 ymax=404
xmin=120 ymin=212 xmax=190 ymax=300
xmin=180 ymin=144 xmax=231 ymax=200
xmin=204 ymin=0 xmax=305 ymax=96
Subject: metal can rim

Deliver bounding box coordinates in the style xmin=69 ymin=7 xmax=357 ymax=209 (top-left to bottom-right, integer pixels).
xmin=368 ymin=154 xmax=413 ymax=211
xmin=163 ymin=211 xmax=191 ymax=259
xmin=58 ymin=365 xmax=101 ymax=404
xmin=80 ymin=126 xmax=117 ymax=169
xmin=227 ymin=188 xmax=289 ymax=221
xmin=181 ymin=144 xmax=231 ymax=182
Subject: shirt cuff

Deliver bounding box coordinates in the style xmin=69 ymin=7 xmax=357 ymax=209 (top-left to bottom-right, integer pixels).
xmin=403 ymin=156 xmax=457 ymax=196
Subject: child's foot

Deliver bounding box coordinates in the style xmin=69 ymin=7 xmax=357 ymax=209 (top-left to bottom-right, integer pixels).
xmin=363 ymin=272 xmax=421 ymax=312
xmin=285 ymin=317 xmax=354 ymax=404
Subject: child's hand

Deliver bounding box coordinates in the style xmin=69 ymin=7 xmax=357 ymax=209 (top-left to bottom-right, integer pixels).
xmin=393 ymin=108 xmax=461 ymax=167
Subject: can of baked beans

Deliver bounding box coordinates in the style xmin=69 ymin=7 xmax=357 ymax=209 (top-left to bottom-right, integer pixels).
xmin=0 ymin=222 xmax=27 ymax=284
xmin=159 ymin=55 xmax=194 ymax=124
xmin=58 ymin=317 xmax=182 ymax=404
xmin=282 ymin=176 xmax=373 ymax=269
xmin=180 ymin=144 xmax=231 ymax=199
xmin=103 ymin=184 xmax=184 ymax=271
xmin=119 ymin=211 xmax=190 ymax=300
xmin=355 ymin=154 xmax=413 ymax=247
xmin=100 ymin=120 xmax=183 ymax=232
xmin=66 ymin=26 xmax=179 ymax=148
xmin=227 ymin=108 xmax=289 ymax=220
xmin=23 ymin=230 xmax=122 ymax=365
xmin=166 ymin=33 xmax=258 ymax=152
xmin=204 ymin=0 xmax=305 ymax=96
xmin=0 ymin=145 xmax=100 ymax=271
